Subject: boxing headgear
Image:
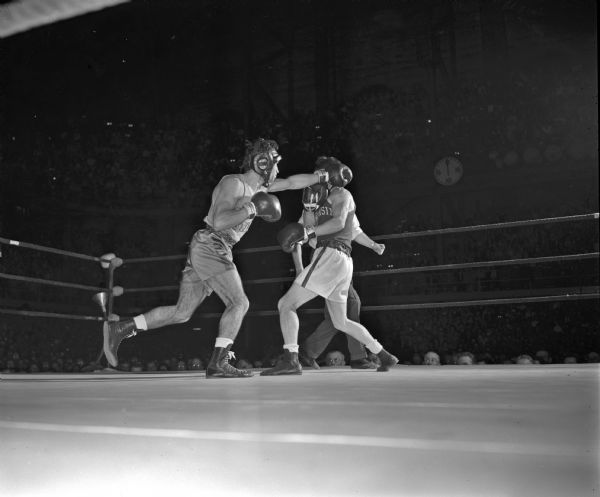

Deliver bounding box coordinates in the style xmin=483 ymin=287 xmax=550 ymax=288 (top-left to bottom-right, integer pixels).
xmin=315 ymin=156 xmax=353 ymax=189
xmin=242 ymin=138 xmax=281 ymax=187
xmin=302 ymin=183 xmax=328 ymax=212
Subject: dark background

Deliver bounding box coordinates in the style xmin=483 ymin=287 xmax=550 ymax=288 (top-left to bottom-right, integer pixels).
xmin=0 ymin=0 xmax=598 ymax=370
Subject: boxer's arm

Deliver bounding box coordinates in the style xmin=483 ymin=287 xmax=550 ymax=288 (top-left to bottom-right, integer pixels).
xmin=354 ymin=231 xmax=385 ymax=255
xmin=210 ymin=177 xmax=252 ymax=231
xmin=300 ymin=210 xmax=318 ymax=249
xmin=351 ymin=214 xmax=362 ymax=240
xmin=291 ymin=243 xmax=304 ymax=273
xmin=267 ymin=171 xmax=324 ymax=192
xmin=352 ymin=214 xmax=385 ymax=254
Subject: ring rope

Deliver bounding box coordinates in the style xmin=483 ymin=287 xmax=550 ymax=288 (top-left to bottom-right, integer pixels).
xmin=355 ymin=252 xmax=599 ymax=277
xmin=142 ymin=292 xmax=600 ymax=319
xmin=0 ymin=308 xmax=103 ymax=321
xmin=121 ymin=212 xmax=599 ymax=263
xmin=123 ymin=251 xmax=599 ymax=293
xmin=368 ymin=212 xmax=599 ymax=242
xmin=123 ymin=254 xmax=188 ymax=264
xmin=1 ymin=290 xmax=596 ymax=321
xmin=1 ymin=213 xmax=597 ymax=321
xmin=0 ymin=272 xmax=105 ymax=292
xmin=3 ymin=213 xmax=595 ymax=265
xmin=0 ymin=236 xmax=101 ymax=262
xmin=359 ymin=292 xmax=600 ymax=312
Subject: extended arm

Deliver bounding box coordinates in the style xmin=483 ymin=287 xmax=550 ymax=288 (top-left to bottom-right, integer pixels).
xmin=267 ymin=171 xmax=325 ymax=192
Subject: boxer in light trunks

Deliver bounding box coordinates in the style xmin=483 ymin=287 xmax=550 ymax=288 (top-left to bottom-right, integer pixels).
xmin=294 ymin=183 xmax=386 ymax=369
xmin=261 ymin=157 xmax=398 ymax=375
xmin=103 ymin=138 xmax=330 ymax=378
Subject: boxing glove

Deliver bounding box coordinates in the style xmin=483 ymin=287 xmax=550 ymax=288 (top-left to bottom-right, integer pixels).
xmin=315 ymin=156 xmax=353 ymax=188
xmin=245 ymin=191 xmax=282 ymax=222
xmin=277 ymin=223 xmax=316 ymax=253
xmin=313 ymin=168 xmax=330 ymax=184
xmin=302 ymin=184 xmax=328 ymax=212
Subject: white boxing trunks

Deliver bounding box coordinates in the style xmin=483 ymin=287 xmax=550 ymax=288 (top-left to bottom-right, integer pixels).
xmin=295 ymin=246 xmax=353 ymax=303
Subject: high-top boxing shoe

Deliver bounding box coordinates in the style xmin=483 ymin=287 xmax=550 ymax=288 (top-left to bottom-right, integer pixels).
xmin=376 ymin=349 xmax=399 ymax=372
xmin=103 ymin=319 xmax=137 ymax=367
xmin=260 ymin=349 xmax=302 ymax=376
xmin=206 ymin=344 xmax=253 ymax=378
xmin=299 ymin=349 xmax=320 ymax=369
xmin=350 ymin=357 xmax=378 ymax=369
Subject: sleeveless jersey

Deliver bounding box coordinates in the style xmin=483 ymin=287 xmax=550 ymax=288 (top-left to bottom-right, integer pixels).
xmin=203 ymin=174 xmax=265 ymax=246
xmin=314 ymin=194 xmax=355 ymax=248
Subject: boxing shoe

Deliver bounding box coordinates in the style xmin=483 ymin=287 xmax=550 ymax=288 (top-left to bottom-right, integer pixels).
xmin=103 ymin=319 xmax=137 ymax=367
xmin=350 ymin=358 xmax=378 ymax=369
xmin=206 ymin=345 xmax=253 ymax=378
xmin=260 ymin=350 xmax=302 ymax=376
xmin=299 ymin=349 xmax=320 ymax=369
xmin=376 ymin=349 xmax=399 ymax=372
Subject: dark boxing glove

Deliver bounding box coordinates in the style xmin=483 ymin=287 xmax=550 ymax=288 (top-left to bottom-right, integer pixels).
xmin=302 ymin=184 xmax=328 ymax=212
xmin=244 ymin=191 xmax=282 ymax=222
xmin=315 ymin=156 xmax=353 ymax=188
xmin=277 ymin=223 xmax=316 ymax=253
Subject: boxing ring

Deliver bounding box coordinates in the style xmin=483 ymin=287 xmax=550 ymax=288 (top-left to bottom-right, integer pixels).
xmin=1 ymin=213 xmax=599 ymax=497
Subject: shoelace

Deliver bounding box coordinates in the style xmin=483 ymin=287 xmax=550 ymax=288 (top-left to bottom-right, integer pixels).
xmin=221 ymin=351 xmax=237 ymax=371
xmin=122 ymin=326 xmax=137 ymax=339
xmin=223 ymin=362 xmax=242 ymax=373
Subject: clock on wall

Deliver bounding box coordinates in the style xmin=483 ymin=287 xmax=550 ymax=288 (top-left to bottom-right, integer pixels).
xmin=433 ymin=156 xmax=464 ymax=186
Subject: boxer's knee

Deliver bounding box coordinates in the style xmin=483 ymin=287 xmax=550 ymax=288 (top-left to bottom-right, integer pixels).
xmin=238 ymin=294 xmax=250 ymax=314
xmin=172 ymin=293 xmax=210 ymax=323
xmin=172 ymin=308 xmax=194 ymax=324
xmin=227 ymin=293 xmax=250 ymax=315
xmin=278 ymin=294 xmax=298 ymax=314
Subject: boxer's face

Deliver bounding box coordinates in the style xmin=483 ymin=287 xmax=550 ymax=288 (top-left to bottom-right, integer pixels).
xmin=265 ymin=150 xmax=281 ymax=185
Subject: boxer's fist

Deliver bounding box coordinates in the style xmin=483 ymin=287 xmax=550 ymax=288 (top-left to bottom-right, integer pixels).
xmin=372 ymin=242 xmax=385 ymax=255
xmin=246 ymin=191 xmax=282 ymax=222
xmin=302 ymin=184 xmax=328 ymax=212
xmin=315 ymin=156 xmax=353 ymax=188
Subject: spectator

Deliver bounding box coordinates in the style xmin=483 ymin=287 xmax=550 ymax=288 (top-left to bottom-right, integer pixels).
xmin=423 ymin=351 xmax=440 ymax=365
xmin=516 ymin=355 xmax=534 ymax=365
xmin=535 ymin=350 xmax=552 ymax=364
xmin=325 ymin=351 xmax=346 ymax=367
xmin=457 ymin=352 xmax=474 ymax=365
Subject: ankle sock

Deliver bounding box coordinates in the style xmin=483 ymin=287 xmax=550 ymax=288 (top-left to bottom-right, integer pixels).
xmin=133 ymin=315 xmax=148 ymax=330
xmin=215 ymin=337 xmax=234 ymax=349
xmin=366 ymin=340 xmax=383 ymax=354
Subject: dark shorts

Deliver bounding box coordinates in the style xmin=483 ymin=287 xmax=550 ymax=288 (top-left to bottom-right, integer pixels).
xmin=181 ymin=230 xmax=237 ymax=285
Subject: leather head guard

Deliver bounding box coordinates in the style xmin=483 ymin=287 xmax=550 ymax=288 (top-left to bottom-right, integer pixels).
xmin=242 ymin=138 xmax=281 ymax=187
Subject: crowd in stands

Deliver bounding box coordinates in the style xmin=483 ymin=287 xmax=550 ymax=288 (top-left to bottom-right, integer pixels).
xmin=1 ymin=294 xmax=598 ymax=374
xmin=3 ymin=58 xmax=597 ymax=209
